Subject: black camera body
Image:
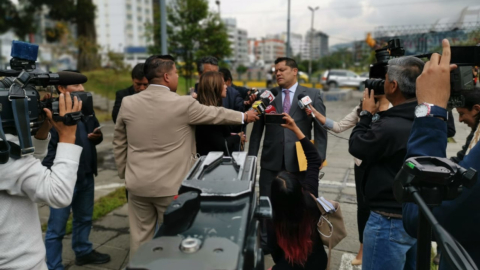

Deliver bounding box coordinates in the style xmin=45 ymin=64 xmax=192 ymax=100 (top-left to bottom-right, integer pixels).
xmin=127 ymin=152 xmax=271 ymax=270
xmin=365 ymin=39 xmax=480 ymax=107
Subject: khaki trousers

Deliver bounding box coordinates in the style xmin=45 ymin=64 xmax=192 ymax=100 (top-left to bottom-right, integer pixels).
xmin=127 ymin=192 xmax=174 ymax=259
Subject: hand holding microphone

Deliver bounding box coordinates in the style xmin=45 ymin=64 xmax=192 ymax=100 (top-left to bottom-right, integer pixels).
xmin=297 ymin=94 xmax=316 ymax=119
xmin=244 ymin=109 xmax=259 ymax=123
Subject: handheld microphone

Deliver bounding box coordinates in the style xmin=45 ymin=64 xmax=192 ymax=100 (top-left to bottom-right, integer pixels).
xmin=250 ymin=98 xmax=271 ymax=115
xmin=265 ymin=104 xmax=277 ymax=114
xmin=297 ymin=94 xmax=316 ymax=119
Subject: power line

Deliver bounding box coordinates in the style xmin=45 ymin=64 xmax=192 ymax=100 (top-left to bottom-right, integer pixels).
xmin=222 ymin=0 xmax=476 ymax=16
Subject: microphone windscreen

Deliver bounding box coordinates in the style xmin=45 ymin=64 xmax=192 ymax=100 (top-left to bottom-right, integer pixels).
xmin=298 ymin=93 xmax=306 ymax=100
xmin=57 ymin=71 xmax=88 ymax=85
xmin=270 ymin=88 xmax=278 ymax=96
xmin=261 ymin=97 xmax=270 ymax=105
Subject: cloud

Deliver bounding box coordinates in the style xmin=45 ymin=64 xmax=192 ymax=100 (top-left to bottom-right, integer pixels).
xmin=208 ymin=0 xmax=478 ymax=46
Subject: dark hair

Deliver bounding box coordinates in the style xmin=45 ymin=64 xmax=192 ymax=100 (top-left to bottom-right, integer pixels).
xmin=219 ymin=67 xmax=233 ymax=82
xmin=274 ymin=57 xmax=298 ymax=69
xmin=144 ymin=55 xmax=176 ymax=82
xmin=197 ymin=56 xmax=219 ymax=73
xmin=131 ymin=63 xmax=145 ymax=80
xmin=459 ymin=86 xmax=480 ymax=110
xmin=197 ymin=71 xmax=224 ymax=107
xmin=270 ymin=171 xmax=318 ymax=266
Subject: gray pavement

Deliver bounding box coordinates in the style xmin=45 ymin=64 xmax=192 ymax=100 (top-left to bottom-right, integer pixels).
xmin=37 ymin=89 xmax=470 ymax=269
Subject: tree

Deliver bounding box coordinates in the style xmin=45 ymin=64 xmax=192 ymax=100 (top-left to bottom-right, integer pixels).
xmin=1 ymin=0 xmax=99 ymax=71
xmin=147 ymin=0 xmax=231 ymax=87
xmin=236 ymin=64 xmax=247 ymax=80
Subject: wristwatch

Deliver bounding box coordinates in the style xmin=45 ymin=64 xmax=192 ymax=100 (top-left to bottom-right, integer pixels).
xmin=359 ymin=110 xmax=373 ymax=118
xmin=414 ymin=103 xmax=447 ymax=121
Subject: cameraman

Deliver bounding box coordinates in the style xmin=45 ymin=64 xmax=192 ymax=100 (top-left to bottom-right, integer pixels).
xmin=348 ymin=56 xmax=425 ymax=269
xmin=0 ymin=93 xmax=82 ymax=269
xmin=403 ymin=39 xmax=480 ymax=269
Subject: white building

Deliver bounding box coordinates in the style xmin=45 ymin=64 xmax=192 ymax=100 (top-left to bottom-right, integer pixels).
xmin=268 ymin=32 xmax=303 ymax=57
xmin=93 ymin=0 xmax=154 ymax=67
xmin=223 ymin=18 xmax=249 ymax=67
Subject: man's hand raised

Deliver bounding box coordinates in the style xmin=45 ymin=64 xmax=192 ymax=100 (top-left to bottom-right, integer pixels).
xmin=416 ymin=39 xmax=458 ymax=109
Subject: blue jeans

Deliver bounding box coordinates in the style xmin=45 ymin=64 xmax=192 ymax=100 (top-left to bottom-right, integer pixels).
xmin=45 ymin=173 xmax=94 ymax=270
xmin=362 ymin=211 xmax=417 ymax=270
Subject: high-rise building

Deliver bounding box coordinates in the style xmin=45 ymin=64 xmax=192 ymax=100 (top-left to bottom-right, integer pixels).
xmin=302 ymin=30 xmax=329 ymax=60
xmin=268 ymin=32 xmax=303 ymax=57
xmin=223 ymin=18 xmax=249 ymax=67
xmin=254 ymin=38 xmax=286 ymax=65
xmin=93 ymin=0 xmax=153 ymax=66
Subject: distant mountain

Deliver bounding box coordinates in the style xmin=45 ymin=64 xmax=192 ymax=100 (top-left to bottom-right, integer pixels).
xmin=329 ymin=42 xmax=354 ymax=53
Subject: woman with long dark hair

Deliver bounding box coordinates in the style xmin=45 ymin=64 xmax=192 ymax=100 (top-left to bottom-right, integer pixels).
xmin=268 ymin=113 xmax=327 ymax=270
xmin=195 ymin=71 xmax=246 ymax=156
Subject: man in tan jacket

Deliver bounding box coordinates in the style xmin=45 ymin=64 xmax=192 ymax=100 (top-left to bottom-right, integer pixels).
xmin=113 ymin=55 xmax=259 ymax=257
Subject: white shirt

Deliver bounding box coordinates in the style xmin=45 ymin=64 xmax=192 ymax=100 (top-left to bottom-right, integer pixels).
xmin=282 ymin=82 xmax=299 ymax=104
xmin=0 ymin=135 xmax=82 ymax=270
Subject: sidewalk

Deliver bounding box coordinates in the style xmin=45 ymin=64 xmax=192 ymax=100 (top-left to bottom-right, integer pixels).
xmin=38 ymin=90 xmax=470 ymax=269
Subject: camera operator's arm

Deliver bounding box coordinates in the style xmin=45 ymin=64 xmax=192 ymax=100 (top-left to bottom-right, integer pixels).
xmin=0 ymin=93 xmax=82 ymax=208
xmin=282 ymin=113 xmax=322 ymax=196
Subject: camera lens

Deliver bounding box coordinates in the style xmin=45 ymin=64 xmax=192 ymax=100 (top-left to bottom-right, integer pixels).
xmin=364 ymin=79 xmax=385 ymax=95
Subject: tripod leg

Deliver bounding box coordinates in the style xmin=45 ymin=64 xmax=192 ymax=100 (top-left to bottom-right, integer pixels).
xmin=417 ymin=210 xmax=432 ymax=270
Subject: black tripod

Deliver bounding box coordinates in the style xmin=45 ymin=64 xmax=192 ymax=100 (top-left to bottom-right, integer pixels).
xmin=394 ymin=156 xmax=478 ymax=270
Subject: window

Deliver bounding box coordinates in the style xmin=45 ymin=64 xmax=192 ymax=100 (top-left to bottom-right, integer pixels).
xmin=127 ymin=15 xmax=132 ymax=20
xmin=126 ymin=4 xmax=131 ymax=9
xmin=137 ymin=7 xmax=142 ymax=12
xmin=137 ymin=17 xmax=142 ymax=22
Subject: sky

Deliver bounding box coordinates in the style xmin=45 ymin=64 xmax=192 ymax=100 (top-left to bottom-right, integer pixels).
xmin=207 ymin=0 xmax=480 ymax=46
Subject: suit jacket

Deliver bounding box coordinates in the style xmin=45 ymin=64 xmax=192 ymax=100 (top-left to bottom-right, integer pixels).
xmin=248 ymin=84 xmax=327 ymax=172
xmin=223 ymin=86 xmax=244 ymax=112
xmin=113 ymin=85 xmax=243 ymax=197
xmin=112 ymin=85 xmax=136 ymax=123
xmin=43 ymin=115 xmax=102 ymax=178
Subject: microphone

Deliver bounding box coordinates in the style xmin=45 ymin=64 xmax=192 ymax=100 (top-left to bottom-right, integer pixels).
xmin=297 ymin=94 xmax=316 ymax=119
xmin=251 ymin=98 xmax=271 ymax=115
xmin=55 ymin=71 xmax=88 ymax=85
xmin=265 ymin=104 xmax=277 ymax=114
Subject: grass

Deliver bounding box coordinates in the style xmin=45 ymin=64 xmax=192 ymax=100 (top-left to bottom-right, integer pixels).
xmin=83 ymin=69 xmax=189 ymax=100
xmin=41 ymin=187 xmax=128 ymax=234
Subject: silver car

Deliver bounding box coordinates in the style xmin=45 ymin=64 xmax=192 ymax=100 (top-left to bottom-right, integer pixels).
xmin=321 ymin=69 xmax=368 ymax=90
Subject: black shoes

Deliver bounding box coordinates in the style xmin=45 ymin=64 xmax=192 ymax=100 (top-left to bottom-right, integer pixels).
xmin=75 ymin=250 xmax=111 ymax=266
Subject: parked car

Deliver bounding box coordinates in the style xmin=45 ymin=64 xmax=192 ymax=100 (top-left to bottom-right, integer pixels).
xmin=321 ymin=69 xmax=368 ymax=90
xmin=298 ymin=71 xmax=309 ymax=83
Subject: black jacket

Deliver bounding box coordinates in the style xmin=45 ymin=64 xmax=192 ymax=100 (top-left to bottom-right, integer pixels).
xmin=112 ymin=86 xmax=135 ymax=123
xmin=42 ymin=115 xmax=102 ymax=179
xmin=195 ymin=125 xmax=240 ymax=156
xmin=349 ymin=101 xmax=416 ymax=215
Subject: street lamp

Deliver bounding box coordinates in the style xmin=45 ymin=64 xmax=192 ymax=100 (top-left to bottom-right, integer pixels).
xmin=215 ymin=0 xmax=221 ymax=16
xmin=308 ymin=6 xmax=319 ymax=82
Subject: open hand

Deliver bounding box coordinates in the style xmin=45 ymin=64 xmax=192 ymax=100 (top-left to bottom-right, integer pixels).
xmin=416 ymin=39 xmax=457 ymax=109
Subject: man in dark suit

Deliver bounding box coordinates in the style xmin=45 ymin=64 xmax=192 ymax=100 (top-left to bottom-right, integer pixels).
xmin=248 ymin=57 xmax=327 ymax=252
xmin=249 ymin=57 xmax=327 ymax=196
xmin=112 ymin=63 xmax=148 ymax=123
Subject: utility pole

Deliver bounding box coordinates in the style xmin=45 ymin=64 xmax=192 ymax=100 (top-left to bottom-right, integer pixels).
xmin=160 ymin=0 xmax=167 ymax=54
xmin=216 ymin=0 xmax=221 ymax=16
xmin=286 ymin=0 xmax=291 ymax=57
xmin=308 ymin=6 xmax=319 ymax=82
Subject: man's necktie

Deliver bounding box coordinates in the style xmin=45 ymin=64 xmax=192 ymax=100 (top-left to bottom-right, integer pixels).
xmin=283 ymin=89 xmax=291 ymax=114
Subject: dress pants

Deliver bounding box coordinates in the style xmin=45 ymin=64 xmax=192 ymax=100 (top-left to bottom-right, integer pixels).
xmin=127 ymin=192 xmax=174 ymax=259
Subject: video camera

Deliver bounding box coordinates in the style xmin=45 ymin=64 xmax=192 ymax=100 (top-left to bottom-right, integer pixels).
xmin=0 ymin=40 xmax=93 ymax=163
xmin=365 ymin=39 xmax=480 ymax=108
xmin=394 ymin=156 xmax=478 ymax=269
xmin=127 ymin=152 xmax=272 ymax=270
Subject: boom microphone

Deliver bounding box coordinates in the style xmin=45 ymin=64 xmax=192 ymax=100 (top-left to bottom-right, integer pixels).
xmin=56 ymin=71 xmax=88 ymax=85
